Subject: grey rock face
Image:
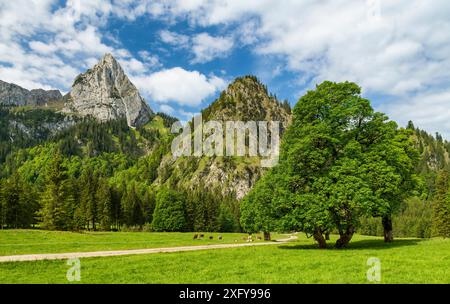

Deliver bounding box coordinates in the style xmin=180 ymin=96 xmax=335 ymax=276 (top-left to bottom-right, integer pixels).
xmin=155 ymin=76 xmax=292 ymax=201
xmin=0 ymin=80 xmax=62 ymax=106
xmin=64 ymin=53 xmax=153 ymax=127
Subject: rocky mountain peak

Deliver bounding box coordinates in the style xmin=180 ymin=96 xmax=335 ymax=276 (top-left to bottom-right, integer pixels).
xmin=0 ymin=80 xmax=62 ymax=107
xmin=64 ymin=53 xmax=153 ymax=127
xmin=201 ymin=75 xmax=291 ymax=129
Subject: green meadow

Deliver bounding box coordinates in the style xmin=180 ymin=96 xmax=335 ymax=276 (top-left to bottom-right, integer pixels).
xmin=0 ymin=231 xmax=449 ymax=284
xmin=0 ymin=230 xmax=277 ymax=256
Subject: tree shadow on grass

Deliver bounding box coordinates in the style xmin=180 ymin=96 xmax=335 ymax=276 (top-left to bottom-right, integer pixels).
xmin=278 ymin=238 xmax=423 ymax=251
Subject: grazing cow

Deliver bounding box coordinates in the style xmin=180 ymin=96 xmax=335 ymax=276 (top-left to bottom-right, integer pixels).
xmin=193 ymin=234 xmax=198 ymax=240
xmin=257 ymin=236 xmax=262 ymax=240
xmin=218 ymin=235 xmax=223 ymax=240
xmin=199 ymin=234 xmax=204 ymax=239
xmin=209 ymin=236 xmax=214 ymax=240
xmin=247 ymin=235 xmax=253 ymax=242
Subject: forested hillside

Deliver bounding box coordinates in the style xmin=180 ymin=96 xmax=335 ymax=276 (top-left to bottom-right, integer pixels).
xmin=0 ymin=76 xmax=290 ymax=232
xmin=0 ymin=106 xmax=174 ymax=230
xmin=359 ymin=122 xmax=450 ymax=238
xmin=0 ymin=77 xmax=449 ymax=240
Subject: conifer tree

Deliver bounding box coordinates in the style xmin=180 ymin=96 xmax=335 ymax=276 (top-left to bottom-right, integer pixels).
xmin=0 ymin=179 xmax=4 ymax=229
xmin=79 ymin=168 xmax=98 ymax=230
xmin=39 ymin=154 xmax=69 ymax=230
xmin=432 ymin=170 xmax=450 ymax=237
xmin=2 ymin=175 xmax=20 ymax=228
xmin=96 ymin=178 xmax=112 ymax=231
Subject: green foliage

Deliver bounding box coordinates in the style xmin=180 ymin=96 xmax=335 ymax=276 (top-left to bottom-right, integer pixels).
xmin=241 ymin=81 xmax=418 ymax=248
xmin=55 ymin=117 xmax=141 ymax=158
xmin=432 ymin=170 xmax=450 ymax=237
xmin=412 ymin=128 xmax=450 ymax=200
xmin=0 ymin=107 xmax=68 ymax=163
xmin=359 ymin=197 xmax=432 ymax=238
xmin=156 ymin=112 xmax=178 ymax=128
xmin=0 ymin=81 xmax=446 ymax=240
xmin=240 ymin=172 xmax=279 ymax=233
xmin=152 ymin=188 xmax=187 ymax=232
xmin=218 ymin=203 xmax=239 ymax=232
xmin=38 ymin=153 xmax=71 ymax=230
xmin=0 ymin=173 xmax=38 ymax=228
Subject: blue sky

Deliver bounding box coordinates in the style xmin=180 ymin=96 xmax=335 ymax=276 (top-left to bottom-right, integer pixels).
xmin=1 ymin=0 xmax=450 ymax=138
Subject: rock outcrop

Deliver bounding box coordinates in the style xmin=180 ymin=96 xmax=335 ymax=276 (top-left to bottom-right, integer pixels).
xmin=64 ymin=53 xmax=153 ymax=127
xmin=0 ymin=80 xmax=62 ymax=106
xmin=156 ymin=75 xmax=292 ymax=200
xmin=202 ymin=75 xmax=291 ymax=130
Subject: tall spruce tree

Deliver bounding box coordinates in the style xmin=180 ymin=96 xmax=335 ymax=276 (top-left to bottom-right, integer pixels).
xmin=96 ymin=178 xmax=112 ymax=231
xmin=39 ymin=153 xmax=69 ymax=230
xmin=432 ymin=170 xmax=450 ymax=237
xmin=79 ymin=168 xmax=98 ymax=230
xmin=0 ymin=179 xmax=4 ymax=229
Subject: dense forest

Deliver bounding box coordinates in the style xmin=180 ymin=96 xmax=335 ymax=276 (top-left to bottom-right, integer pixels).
xmin=240 ymin=82 xmax=450 ymax=248
xmin=0 ymin=107 xmax=240 ymax=232
xmin=0 ymin=80 xmax=449 ymax=242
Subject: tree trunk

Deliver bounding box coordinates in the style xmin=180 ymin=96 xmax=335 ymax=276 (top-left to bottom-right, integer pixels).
xmin=325 ymin=232 xmax=330 ymax=240
xmin=263 ymin=231 xmax=271 ymax=241
xmin=313 ymin=230 xmax=327 ymax=249
xmin=382 ymin=216 xmax=394 ymax=242
xmin=335 ymin=225 xmax=355 ymax=248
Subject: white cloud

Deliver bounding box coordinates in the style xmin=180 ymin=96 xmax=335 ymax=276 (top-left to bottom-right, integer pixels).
xmin=160 ymin=0 xmax=450 ymax=95
xmin=2 ymin=0 xmax=450 ymax=137
xmin=191 ymin=33 xmax=234 ymax=63
xmin=0 ymin=0 xmax=118 ymax=90
xmin=381 ymin=90 xmax=450 ymax=139
xmin=138 ymin=51 xmax=161 ymax=68
xmin=131 ymin=67 xmax=226 ymax=106
xmin=159 ymin=30 xmax=190 ymax=47
xmin=149 ymin=0 xmax=450 ymax=136
xmin=158 ymin=104 xmax=175 ymax=115
xmin=159 ymin=30 xmax=234 ymax=63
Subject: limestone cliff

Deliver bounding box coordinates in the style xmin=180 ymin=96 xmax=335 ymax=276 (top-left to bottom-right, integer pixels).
xmin=64 ymin=53 xmax=153 ymax=127
xmin=0 ymin=80 xmax=62 ymax=106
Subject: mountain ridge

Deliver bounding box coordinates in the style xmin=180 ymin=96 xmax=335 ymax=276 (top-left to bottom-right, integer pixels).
xmin=0 ymin=80 xmax=62 ymax=107
xmin=155 ymin=75 xmax=292 ymax=200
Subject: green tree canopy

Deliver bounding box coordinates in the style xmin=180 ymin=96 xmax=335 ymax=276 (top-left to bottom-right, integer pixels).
xmin=241 ymin=81 xmax=418 ymax=248
xmin=152 ymin=188 xmax=187 ymax=232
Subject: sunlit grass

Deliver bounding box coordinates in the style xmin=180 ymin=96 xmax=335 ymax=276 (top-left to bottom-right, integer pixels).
xmin=0 ymin=230 xmax=285 ymax=256
xmin=0 ymin=233 xmax=449 ymax=284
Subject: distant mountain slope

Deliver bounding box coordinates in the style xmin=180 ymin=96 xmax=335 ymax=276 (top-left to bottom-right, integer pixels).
xmin=408 ymin=122 xmax=450 ymax=199
xmin=202 ymin=75 xmax=291 ymax=129
xmin=0 ymin=80 xmax=62 ymax=107
xmin=155 ymin=76 xmax=292 ymax=200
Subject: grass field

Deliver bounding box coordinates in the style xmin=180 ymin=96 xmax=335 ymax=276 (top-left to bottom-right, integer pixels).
xmin=0 ymin=231 xmax=449 ymax=284
xmin=0 ymin=230 xmax=278 ymax=256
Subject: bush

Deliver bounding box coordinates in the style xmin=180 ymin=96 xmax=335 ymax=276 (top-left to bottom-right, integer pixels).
xmin=152 ymin=188 xmax=187 ymax=232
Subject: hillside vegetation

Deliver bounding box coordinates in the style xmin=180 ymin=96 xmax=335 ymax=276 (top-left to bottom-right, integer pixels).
xmin=1 ymin=78 xmax=449 ymax=246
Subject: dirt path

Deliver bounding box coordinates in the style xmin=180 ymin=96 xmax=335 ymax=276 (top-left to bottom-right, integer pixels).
xmin=0 ymin=235 xmax=297 ymax=263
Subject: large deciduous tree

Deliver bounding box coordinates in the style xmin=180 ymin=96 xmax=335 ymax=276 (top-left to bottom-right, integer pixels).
xmin=241 ymin=81 xmax=418 ymax=248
